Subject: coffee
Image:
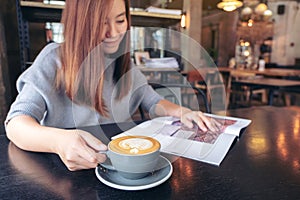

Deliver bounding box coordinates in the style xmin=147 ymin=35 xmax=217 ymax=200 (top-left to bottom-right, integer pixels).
xmin=109 ymin=136 xmax=160 ymax=155
xmin=101 ymin=135 xmax=161 ymax=179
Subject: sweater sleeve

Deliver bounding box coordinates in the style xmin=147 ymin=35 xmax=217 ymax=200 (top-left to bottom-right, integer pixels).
xmin=6 ymin=83 xmax=47 ymax=123
xmin=130 ymin=67 xmax=163 ymax=113
xmin=5 ymin=43 xmax=60 ymax=126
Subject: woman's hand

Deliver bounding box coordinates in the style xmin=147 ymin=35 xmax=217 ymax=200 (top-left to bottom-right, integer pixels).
xmin=155 ymin=99 xmax=222 ymax=132
xmin=6 ymin=115 xmax=107 ymax=171
xmin=55 ymin=129 xmax=107 ymax=171
xmin=180 ymin=109 xmax=222 ymax=132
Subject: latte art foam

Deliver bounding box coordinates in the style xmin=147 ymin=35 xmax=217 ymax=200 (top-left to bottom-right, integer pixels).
xmin=109 ymin=136 xmax=160 ymax=155
xmin=119 ymin=138 xmax=153 ymax=154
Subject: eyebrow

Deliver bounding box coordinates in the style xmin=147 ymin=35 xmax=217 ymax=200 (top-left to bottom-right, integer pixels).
xmin=116 ymin=12 xmax=126 ymax=18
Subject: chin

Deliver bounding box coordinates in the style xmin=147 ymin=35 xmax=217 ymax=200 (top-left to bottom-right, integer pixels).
xmin=103 ymin=46 xmax=119 ymax=55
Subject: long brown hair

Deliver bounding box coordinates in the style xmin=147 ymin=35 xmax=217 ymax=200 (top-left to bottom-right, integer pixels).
xmin=57 ymin=0 xmax=131 ymax=117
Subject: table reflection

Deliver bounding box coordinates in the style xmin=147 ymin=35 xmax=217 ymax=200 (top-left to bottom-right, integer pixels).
xmin=293 ymin=117 xmax=300 ymax=138
xmin=8 ymin=143 xmax=97 ymax=200
xmin=248 ymin=137 xmax=269 ymax=155
xmin=171 ymin=159 xmax=194 ymax=191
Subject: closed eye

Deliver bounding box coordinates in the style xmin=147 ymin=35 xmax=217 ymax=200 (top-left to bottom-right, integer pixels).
xmin=117 ymin=20 xmax=125 ymax=24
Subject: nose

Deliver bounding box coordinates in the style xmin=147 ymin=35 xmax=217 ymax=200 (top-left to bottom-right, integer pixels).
xmin=105 ymin=23 xmax=118 ymax=38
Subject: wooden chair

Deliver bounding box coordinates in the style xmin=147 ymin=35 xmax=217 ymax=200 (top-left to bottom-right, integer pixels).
xmin=187 ymin=69 xmax=227 ymax=111
xmin=228 ymin=71 xmax=267 ymax=108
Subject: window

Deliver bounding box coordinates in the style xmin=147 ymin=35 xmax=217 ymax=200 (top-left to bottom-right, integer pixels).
xmin=43 ymin=1 xmax=65 ymax=43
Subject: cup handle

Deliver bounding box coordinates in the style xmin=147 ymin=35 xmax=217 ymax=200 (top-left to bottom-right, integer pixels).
xmin=98 ymin=150 xmax=115 ymax=171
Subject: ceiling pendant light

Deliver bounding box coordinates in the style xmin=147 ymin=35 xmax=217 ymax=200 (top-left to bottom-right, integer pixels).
xmin=255 ymin=3 xmax=268 ymax=15
xmin=240 ymin=1 xmax=273 ymax=23
xmin=217 ymin=0 xmax=243 ymax=12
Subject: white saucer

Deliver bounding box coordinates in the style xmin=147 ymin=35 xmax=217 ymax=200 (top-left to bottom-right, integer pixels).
xmin=95 ymin=155 xmax=173 ymax=191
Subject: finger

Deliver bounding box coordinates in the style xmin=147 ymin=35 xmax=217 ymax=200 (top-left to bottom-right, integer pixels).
xmin=209 ymin=117 xmax=221 ymax=127
xmin=68 ymin=161 xmax=98 ymax=171
xmin=75 ymin=155 xmax=99 ymax=169
xmin=212 ymin=119 xmax=223 ymax=131
xmin=181 ymin=111 xmax=208 ymax=130
xmin=68 ymin=133 xmax=100 ymax=164
xmin=63 ymin=153 xmax=98 ymax=171
xmin=79 ymin=141 xmax=101 ymax=163
xmin=78 ymin=130 xmax=108 ymax=152
xmin=192 ymin=115 xmax=208 ymax=132
xmin=198 ymin=113 xmax=217 ymax=132
xmin=205 ymin=118 xmax=219 ymax=131
xmin=96 ymin=152 xmax=107 ymax=163
xmin=180 ymin=115 xmax=194 ymax=129
xmin=206 ymin=117 xmax=224 ymax=132
xmin=75 ymin=131 xmax=108 ymax=165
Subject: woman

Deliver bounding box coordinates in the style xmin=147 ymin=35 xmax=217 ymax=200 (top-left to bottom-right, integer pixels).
xmin=5 ymin=0 xmax=219 ymax=171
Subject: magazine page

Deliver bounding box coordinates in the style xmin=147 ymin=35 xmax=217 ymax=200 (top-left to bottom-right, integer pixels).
xmin=203 ymin=113 xmax=252 ymax=136
xmin=112 ymin=115 xmax=251 ymax=166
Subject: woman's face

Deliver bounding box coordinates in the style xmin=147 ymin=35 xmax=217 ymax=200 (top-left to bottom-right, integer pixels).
xmin=101 ymin=0 xmax=128 ymax=54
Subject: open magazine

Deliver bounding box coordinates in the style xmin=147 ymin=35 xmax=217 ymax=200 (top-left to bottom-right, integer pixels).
xmin=112 ymin=114 xmax=251 ymax=166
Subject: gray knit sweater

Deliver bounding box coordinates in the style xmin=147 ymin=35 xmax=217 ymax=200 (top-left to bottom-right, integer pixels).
xmin=5 ymin=43 xmax=162 ymax=129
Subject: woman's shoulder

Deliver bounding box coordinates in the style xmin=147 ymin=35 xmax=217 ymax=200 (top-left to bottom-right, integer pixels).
xmin=29 ymin=43 xmax=61 ymax=70
xmin=35 ymin=43 xmax=61 ymax=65
xmin=17 ymin=43 xmax=62 ymax=88
xmin=41 ymin=42 xmax=60 ymax=52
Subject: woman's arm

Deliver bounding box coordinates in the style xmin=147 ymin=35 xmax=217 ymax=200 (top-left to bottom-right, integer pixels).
xmin=155 ymin=99 xmax=221 ymax=132
xmin=6 ymin=115 xmax=107 ymax=171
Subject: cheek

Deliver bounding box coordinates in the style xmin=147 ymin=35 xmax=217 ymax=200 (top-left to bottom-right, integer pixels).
xmin=119 ymin=21 xmax=128 ymax=33
xmin=100 ymin=31 xmax=106 ymax=42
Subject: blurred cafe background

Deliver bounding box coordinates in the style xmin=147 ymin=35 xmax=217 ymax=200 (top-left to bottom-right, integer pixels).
xmin=1 ymin=0 xmax=300 ymax=132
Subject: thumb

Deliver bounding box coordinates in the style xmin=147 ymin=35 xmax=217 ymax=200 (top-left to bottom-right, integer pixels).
xmin=77 ymin=130 xmax=107 ymax=151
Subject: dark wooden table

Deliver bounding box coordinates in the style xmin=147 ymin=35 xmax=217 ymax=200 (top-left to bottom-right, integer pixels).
xmin=218 ymin=67 xmax=300 ymax=78
xmin=138 ymin=66 xmax=182 ymax=84
xmin=232 ymin=78 xmax=300 ymax=105
xmin=1 ymin=106 xmax=300 ymax=199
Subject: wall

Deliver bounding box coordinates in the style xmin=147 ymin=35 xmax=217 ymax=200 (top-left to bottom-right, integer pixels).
xmin=270 ymin=1 xmax=300 ymax=65
xmin=0 ymin=0 xmax=47 ymax=104
xmin=0 ymin=0 xmax=21 ymax=103
xmin=0 ymin=14 xmax=9 ymax=126
xmin=29 ymin=23 xmax=48 ymax=61
xmin=202 ymin=10 xmax=238 ymax=67
xmin=181 ymin=0 xmax=203 ymax=71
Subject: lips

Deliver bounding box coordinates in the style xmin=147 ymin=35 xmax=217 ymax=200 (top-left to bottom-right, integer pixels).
xmin=101 ymin=34 xmax=125 ymax=53
xmin=103 ymin=39 xmax=120 ymax=47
